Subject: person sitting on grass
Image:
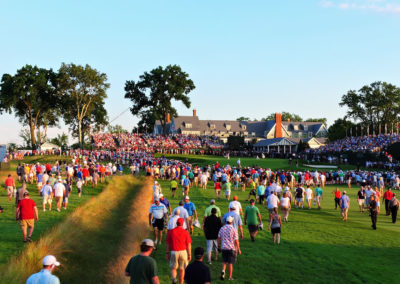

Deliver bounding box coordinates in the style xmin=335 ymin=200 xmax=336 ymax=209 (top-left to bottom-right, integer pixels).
xmin=125 ymin=239 xmax=160 ymax=284
xmin=27 ymin=255 xmax=61 ymax=284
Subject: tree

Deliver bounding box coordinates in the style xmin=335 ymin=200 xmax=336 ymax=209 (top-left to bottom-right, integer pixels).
xmin=124 ymin=65 xmax=195 ymax=136
xmin=305 ymin=118 xmax=327 ymax=125
xmin=19 ymin=128 xmax=32 ymax=148
xmin=107 ymin=124 xmax=128 ymax=134
xmin=261 ymin=112 xmax=303 ymax=122
xmin=0 ymin=65 xmax=59 ymax=149
xmin=236 ymin=116 xmax=250 ymax=121
xmin=58 ymin=63 xmax=109 ymax=149
xmin=327 ymin=118 xmax=354 ymax=142
xmin=132 ymin=109 xmax=156 ymax=134
xmin=340 ymin=81 xmax=400 ymax=128
xmin=50 ymin=133 xmax=69 ymax=149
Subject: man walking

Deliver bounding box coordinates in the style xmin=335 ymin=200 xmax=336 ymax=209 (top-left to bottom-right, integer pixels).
xmin=184 ymin=196 xmax=198 ymax=234
xmin=16 ymin=192 xmax=38 ymax=242
xmin=369 ymin=195 xmax=378 ymax=230
xmin=26 ymin=255 xmax=61 ymax=284
xmin=53 ymin=179 xmax=65 ymax=212
xmin=149 ymin=198 xmax=168 ymax=246
xmin=218 ymin=216 xmax=241 ymax=281
xmin=5 ymin=174 xmax=15 ymax=202
xmin=166 ymin=218 xmax=192 ymax=284
xmin=184 ymin=247 xmax=211 ymax=284
xmin=40 ymin=180 xmax=53 ymax=211
xmin=203 ymin=207 xmax=222 ymax=264
xmin=332 ymin=188 xmax=341 ymax=210
xmin=384 ymin=188 xmax=394 ymax=216
xmin=357 ymin=187 xmax=366 ymax=212
xmin=388 ymin=194 xmax=399 ymax=224
xmin=244 ymin=199 xmax=262 ymax=242
xmin=222 ymin=205 xmax=244 ymax=239
xmin=339 ymin=191 xmax=350 ymax=221
xmin=125 ymin=239 xmax=160 ymax=284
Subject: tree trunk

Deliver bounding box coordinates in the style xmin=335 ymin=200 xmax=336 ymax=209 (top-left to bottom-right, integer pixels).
xmin=78 ymin=119 xmax=83 ymax=149
xmin=30 ymin=121 xmax=36 ymax=150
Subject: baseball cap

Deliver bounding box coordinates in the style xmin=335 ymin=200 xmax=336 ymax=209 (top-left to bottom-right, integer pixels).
xmin=154 ymin=181 xmax=158 ymax=184
xmin=226 ymin=216 xmax=234 ymax=223
xmin=159 ymin=194 xmax=164 ymax=198
xmin=194 ymin=247 xmax=204 ymax=259
xmin=43 ymin=255 xmax=60 ymax=266
xmin=343 ymin=190 xmax=347 ymax=194
xmin=177 ymin=218 xmax=184 ymax=226
xmin=23 ymin=191 xmax=29 ymax=196
xmin=210 ymin=199 xmax=216 ymax=204
xmin=233 ymin=196 xmax=238 ymax=201
xmin=185 ymin=196 xmax=190 ymax=200
xmin=141 ymin=239 xmax=154 ymax=247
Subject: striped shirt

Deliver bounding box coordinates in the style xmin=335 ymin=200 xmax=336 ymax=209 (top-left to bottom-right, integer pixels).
xmin=218 ymin=224 xmax=238 ymax=250
xmin=149 ymin=203 xmax=168 ymax=219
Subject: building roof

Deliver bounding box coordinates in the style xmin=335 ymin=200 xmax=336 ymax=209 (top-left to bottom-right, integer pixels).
xmin=254 ymin=137 xmax=299 ymax=147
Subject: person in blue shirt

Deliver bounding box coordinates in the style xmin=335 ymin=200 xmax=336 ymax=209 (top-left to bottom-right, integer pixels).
xmin=183 ymin=177 xmax=191 ymax=196
xmin=26 ymin=255 xmax=61 ymax=284
xmin=159 ymin=194 xmax=171 ymax=215
xmin=184 ymin=196 xmax=198 ymax=234
xmin=257 ymin=184 xmax=266 ymax=205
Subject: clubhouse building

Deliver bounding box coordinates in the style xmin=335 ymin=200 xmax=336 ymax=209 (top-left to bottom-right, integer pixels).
xmin=154 ymin=110 xmax=327 ymax=152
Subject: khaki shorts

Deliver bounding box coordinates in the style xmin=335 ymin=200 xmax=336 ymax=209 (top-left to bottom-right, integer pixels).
xmin=358 ymin=199 xmax=365 ymax=206
xmin=170 ymin=250 xmax=188 ymax=269
xmin=7 ymin=186 xmax=13 ymax=195
xmin=20 ymin=219 xmax=34 ymax=230
xmin=43 ymin=195 xmax=52 ymax=205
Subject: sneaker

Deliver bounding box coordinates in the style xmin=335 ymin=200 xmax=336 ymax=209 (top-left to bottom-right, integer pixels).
xmin=56 ymin=208 xmax=60 ymax=212
xmin=220 ymin=271 xmax=225 ymax=280
xmin=228 ymin=278 xmax=235 ymax=281
xmin=27 ymin=237 xmax=32 ymax=242
xmin=172 ymin=278 xmax=178 ymax=284
xmin=208 ymin=261 xmax=212 ymax=265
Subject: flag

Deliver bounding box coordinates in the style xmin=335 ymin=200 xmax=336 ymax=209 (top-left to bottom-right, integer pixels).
xmin=385 ymin=123 xmax=387 ymax=134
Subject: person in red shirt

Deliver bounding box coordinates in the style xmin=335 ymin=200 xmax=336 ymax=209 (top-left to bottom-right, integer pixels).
xmin=166 ymin=218 xmax=192 ymax=284
xmin=5 ymin=174 xmax=16 ymax=202
xmin=82 ymin=167 xmax=90 ymax=186
xmin=384 ymin=188 xmax=394 ymax=216
xmin=332 ymin=188 xmax=341 ymax=210
xmin=16 ymin=192 xmax=39 ymax=242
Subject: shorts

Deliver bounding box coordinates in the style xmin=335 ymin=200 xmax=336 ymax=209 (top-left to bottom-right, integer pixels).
xmin=55 ymin=196 xmax=62 ymax=204
xmin=316 ymin=196 xmax=322 ymax=203
xmin=63 ymin=196 xmax=68 ymax=203
xmin=206 ymin=239 xmax=218 ymax=253
xmin=306 ymin=198 xmax=312 ymax=202
xmin=7 ymin=186 xmax=13 ymax=195
xmin=296 ymin=198 xmax=303 ymax=203
xmin=170 ymin=250 xmax=188 ymax=269
xmin=221 ymin=250 xmax=237 ymax=264
xmin=152 ymin=218 xmax=164 ymax=230
xmin=171 ymin=187 xmax=176 ymax=192
xmin=43 ymin=195 xmax=52 ymax=205
xmin=271 ymin=227 xmax=281 ymax=234
xmin=341 ymin=208 xmax=348 ymax=214
xmin=225 ymin=190 xmax=231 ymax=196
xmin=358 ymin=199 xmax=365 ymax=206
xmin=249 ymin=190 xmax=256 ymax=196
xmin=248 ymin=224 xmax=258 ymax=233
xmin=77 ymin=188 xmax=82 ymax=193
xmin=20 ymin=219 xmax=34 ymax=230
xmin=37 ymin=182 xmax=42 ymax=187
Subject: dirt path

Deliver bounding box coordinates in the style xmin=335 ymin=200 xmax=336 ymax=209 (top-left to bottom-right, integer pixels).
xmin=103 ymin=177 xmax=153 ymax=283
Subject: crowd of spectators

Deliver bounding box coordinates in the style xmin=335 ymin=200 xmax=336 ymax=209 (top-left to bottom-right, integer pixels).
xmin=91 ymin=133 xmax=225 ymax=153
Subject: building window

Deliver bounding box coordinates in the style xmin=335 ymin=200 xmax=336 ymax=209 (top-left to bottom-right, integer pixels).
xmin=225 ymin=124 xmax=231 ymax=131
xmin=209 ymin=124 xmax=216 ymax=130
xmin=185 ymin=123 xmax=192 ymax=129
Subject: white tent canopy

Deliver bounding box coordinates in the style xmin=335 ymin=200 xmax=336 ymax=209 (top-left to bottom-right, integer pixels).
xmin=39 ymin=142 xmax=61 ymax=152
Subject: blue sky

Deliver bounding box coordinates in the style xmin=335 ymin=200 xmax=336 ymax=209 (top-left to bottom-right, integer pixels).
xmin=1 ymin=0 xmax=400 ymax=144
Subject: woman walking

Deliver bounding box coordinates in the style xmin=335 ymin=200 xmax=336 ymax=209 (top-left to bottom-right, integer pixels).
xmin=280 ymin=192 xmax=291 ymax=222
xmin=268 ymin=208 xmax=282 ymax=245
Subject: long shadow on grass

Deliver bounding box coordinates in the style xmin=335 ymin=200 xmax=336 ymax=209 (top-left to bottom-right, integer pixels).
xmin=58 ymin=183 xmax=141 ymax=284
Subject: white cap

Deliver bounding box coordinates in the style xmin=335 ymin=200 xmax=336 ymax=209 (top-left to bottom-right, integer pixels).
xmin=159 ymin=194 xmax=164 ymax=198
xmin=185 ymin=196 xmax=190 ymax=200
xmin=142 ymin=239 xmax=154 ymax=247
xmin=154 ymin=181 xmax=158 ymax=184
xmin=43 ymin=255 xmax=60 ymax=266
xmin=226 ymin=216 xmax=234 ymax=223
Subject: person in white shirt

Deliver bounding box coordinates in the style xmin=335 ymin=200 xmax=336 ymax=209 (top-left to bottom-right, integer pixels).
xmin=167 ymin=208 xmax=188 ymax=230
xmin=53 ymin=179 xmax=65 ymax=212
xmin=267 ymin=192 xmax=280 ymax=213
xmin=40 ymin=181 xmax=53 ymax=211
xmin=228 ymin=196 xmax=243 ymax=216
xmin=172 ymin=200 xmax=190 ymax=231
xmin=153 ymin=181 xmax=162 ymax=200
xmin=280 ymin=192 xmax=291 ymax=222
xmin=148 ymin=198 xmax=168 ymax=246
xmin=305 ymin=186 xmax=313 ymax=209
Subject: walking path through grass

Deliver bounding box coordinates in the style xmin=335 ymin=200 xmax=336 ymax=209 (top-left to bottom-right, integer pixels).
xmin=0 ymin=175 xmax=151 ymax=284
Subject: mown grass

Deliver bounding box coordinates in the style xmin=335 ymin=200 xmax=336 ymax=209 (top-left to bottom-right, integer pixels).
xmin=154 ymin=154 xmax=358 ymax=171
xmin=0 ymin=175 xmax=147 ymax=284
xmin=152 ymin=174 xmax=400 ymax=283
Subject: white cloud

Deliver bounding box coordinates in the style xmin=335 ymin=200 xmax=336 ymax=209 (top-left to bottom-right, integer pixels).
xmin=319 ymin=0 xmax=400 ymax=14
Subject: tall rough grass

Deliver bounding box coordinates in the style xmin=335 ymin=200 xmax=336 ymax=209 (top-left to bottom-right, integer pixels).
xmin=0 ymin=175 xmax=149 ymax=284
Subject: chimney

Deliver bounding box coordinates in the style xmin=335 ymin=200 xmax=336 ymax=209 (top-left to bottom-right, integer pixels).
xmin=166 ymin=113 xmax=171 ymax=123
xmin=193 ymin=109 xmax=197 ymax=117
xmin=275 ymin=113 xmax=282 ymax=138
